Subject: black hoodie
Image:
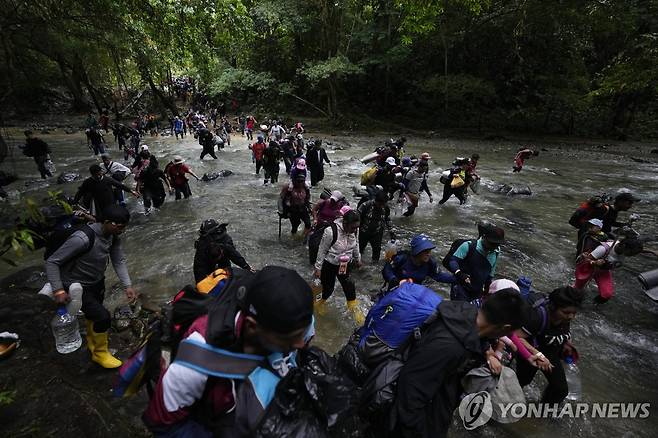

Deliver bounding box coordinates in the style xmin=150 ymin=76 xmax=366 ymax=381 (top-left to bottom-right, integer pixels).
xmin=393 ymin=301 xmax=486 ymax=438
xmin=193 ymin=225 xmax=251 ymax=282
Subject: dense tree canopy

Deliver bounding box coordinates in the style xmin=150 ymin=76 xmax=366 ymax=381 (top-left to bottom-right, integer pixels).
xmin=0 ymin=0 xmax=656 ymax=137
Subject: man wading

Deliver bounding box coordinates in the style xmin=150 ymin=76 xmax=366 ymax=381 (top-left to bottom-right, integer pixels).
xmin=45 ymin=205 xmax=137 ymax=368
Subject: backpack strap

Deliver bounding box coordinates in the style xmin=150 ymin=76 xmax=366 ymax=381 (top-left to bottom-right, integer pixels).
xmin=174 ymin=339 xmax=265 ymax=379
xmin=532 ymin=297 xmax=549 ymax=335
xmin=330 ymin=222 xmax=339 ymax=247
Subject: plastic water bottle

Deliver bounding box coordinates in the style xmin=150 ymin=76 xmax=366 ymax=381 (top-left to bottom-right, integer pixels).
xmin=564 ymin=355 xmax=581 ymax=401
xmin=51 ymin=306 xmax=82 ymax=354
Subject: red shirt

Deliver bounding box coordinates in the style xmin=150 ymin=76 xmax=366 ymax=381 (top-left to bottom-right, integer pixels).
xmin=252 ymin=142 xmax=266 ymax=160
xmin=167 ymin=163 xmax=190 ymax=186
xmin=246 ymin=119 xmax=255 ymax=130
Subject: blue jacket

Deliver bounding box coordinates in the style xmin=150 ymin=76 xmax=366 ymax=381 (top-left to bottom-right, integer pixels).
xmin=383 ymin=252 xmax=455 ymax=288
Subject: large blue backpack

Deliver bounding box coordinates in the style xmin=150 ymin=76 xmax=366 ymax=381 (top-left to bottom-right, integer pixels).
xmin=357 ymin=282 xmax=443 ymax=367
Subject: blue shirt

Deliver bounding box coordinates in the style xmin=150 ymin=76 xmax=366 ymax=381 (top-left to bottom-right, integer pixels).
xmin=452 ymin=238 xmax=499 ymax=276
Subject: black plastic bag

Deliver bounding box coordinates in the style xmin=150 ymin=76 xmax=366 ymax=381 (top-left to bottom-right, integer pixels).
xmin=254 ymin=346 xmax=364 ymax=438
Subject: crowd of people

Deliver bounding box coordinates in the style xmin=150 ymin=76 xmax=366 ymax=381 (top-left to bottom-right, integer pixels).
xmin=18 ymin=106 xmax=651 ymax=438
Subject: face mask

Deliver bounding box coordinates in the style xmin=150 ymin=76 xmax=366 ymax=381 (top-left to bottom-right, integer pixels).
xmin=267 ymin=351 xmax=297 ymax=378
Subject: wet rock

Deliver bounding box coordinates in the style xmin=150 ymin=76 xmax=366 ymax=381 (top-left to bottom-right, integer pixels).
xmin=64 ymin=127 xmax=77 ymax=134
xmin=491 ymin=183 xmax=532 ymax=196
xmin=202 ymin=170 xmax=233 ymax=181
xmin=57 ymin=172 xmax=81 ymax=184
xmin=0 ymin=171 xmax=18 ymax=187
xmin=651 ymin=149 xmax=658 ymax=154
xmin=631 ymin=157 xmax=652 ymax=164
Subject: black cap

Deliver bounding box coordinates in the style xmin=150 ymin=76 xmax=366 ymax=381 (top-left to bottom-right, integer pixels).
xmin=615 ymin=192 xmax=640 ymax=203
xmin=244 ymin=266 xmax=313 ymax=333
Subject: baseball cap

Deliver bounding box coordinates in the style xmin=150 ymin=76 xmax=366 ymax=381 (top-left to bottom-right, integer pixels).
xmin=139 ymin=144 xmax=149 ymax=152
xmin=244 ymin=266 xmax=313 ymax=333
xmin=489 ymin=279 xmax=520 ymax=294
xmin=330 ymin=190 xmax=344 ymax=202
xmin=173 ymin=155 xmax=185 ymax=164
xmin=588 ymin=218 xmax=603 ymax=227
xmin=385 ymin=157 xmax=396 ymax=166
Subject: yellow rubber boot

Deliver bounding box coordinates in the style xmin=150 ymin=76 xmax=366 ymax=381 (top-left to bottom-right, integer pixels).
xmin=346 ymin=299 xmax=365 ymax=326
xmin=87 ymin=322 xmax=122 ymax=369
xmin=314 ymin=298 xmax=327 ymax=316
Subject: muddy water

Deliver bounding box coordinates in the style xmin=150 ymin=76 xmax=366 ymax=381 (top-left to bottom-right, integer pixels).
xmin=1 ymin=128 xmax=657 ymax=437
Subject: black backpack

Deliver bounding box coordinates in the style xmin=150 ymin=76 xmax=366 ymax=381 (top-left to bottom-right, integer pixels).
xmin=307 ymin=222 xmax=339 ymax=265
xmin=441 ymin=238 xmax=477 ymax=270
xmin=43 ymin=224 xmax=97 ymax=260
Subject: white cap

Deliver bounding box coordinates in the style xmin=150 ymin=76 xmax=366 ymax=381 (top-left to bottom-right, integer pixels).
xmin=489 ymin=279 xmax=520 ymax=294
xmin=139 ymin=144 xmax=149 ymax=152
xmin=385 ymin=157 xmax=397 ymax=166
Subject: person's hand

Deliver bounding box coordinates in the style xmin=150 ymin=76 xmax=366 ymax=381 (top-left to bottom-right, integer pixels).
xmin=313 ymin=269 xmax=321 ymax=278
xmin=429 ymin=196 xmax=434 ymax=203
xmin=53 ymin=289 xmax=70 ymax=305
xmin=529 ymin=352 xmax=553 ymax=371
xmin=456 ymin=271 xmax=471 ymax=285
xmin=487 ymin=355 xmax=503 ymax=375
xmin=125 ymin=287 xmax=138 ymax=303
xmin=399 ymin=278 xmax=413 ymax=286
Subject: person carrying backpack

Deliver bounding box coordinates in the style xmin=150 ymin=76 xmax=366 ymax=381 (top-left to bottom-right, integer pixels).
xmin=390 ymin=290 xmax=527 ymax=438
xmin=513 ymin=286 xmax=583 ymax=404
xmin=193 ymin=219 xmax=253 ymax=283
xmin=45 ymin=205 xmax=137 ymax=368
xmin=143 ymin=266 xmax=315 ymax=437
xmin=173 ymin=116 xmax=185 ymax=139
xmin=438 ymin=157 xmax=469 ymax=205
xmin=73 ymin=164 xmax=138 ymax=220
xmin=23 ymin=130 xmax=53 ymax=179
xmin=136 ymin=158 xmax=171 ymax=214
xmin=382 ymin=234 xmax=454 ymax=291
xmin=313 ymin=209 xmax=364 ymax=324
xmin=198 ymin=126 xmax=217 ymax=160
xmin=576 ymin=218 xmax=607 ymax=256
xmin=306 ymin=139 xmax=331 ymax=187
xmin=447 ymin=226 xmax=504 ymax=302
xmin=400 ymin=160 xmax=433 ymax=217
xmin=263 ymin=140 xmax=283 ymax=185
xmin=358 ymin=191 xmax=394 ymax=262
xmin=250 ymin=135 xmax=266 ymax=175
xmin=512 ymin=147 xmax=538 ymax=172
xmin=574 ymin=237 xmax=644 ymax=304
xmin=279 ymin=174 xmax=311 ymax=237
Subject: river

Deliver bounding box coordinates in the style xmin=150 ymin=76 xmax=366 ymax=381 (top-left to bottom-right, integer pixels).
xmin=1 ymin=127 xmax=656 ymax=437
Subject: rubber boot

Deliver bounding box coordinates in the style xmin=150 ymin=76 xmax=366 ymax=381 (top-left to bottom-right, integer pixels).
xmin=314 ymin=298 xmax=327 ymax=316
xmin=346 ymin=299 xmax=365 ymax=326
xmin=86 ymin=321 xmax=122 ymax=368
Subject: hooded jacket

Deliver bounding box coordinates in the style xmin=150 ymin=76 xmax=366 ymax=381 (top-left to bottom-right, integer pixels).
xmin=193 ymin=225 xmax=250 ymax=282
xmin=393 ymin=301 xmax=486 ymax=438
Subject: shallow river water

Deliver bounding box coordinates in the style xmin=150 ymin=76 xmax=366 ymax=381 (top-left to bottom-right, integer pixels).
xmin=1 ymin=127 xmax=657 ymax=437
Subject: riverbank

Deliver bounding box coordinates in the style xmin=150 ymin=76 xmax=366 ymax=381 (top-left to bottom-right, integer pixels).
xmin=0 ymin=266 xmax=148 ymax=437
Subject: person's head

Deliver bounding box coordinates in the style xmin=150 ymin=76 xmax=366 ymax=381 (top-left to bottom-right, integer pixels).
xmin=478 ymin=289 xmax=528 ymax=338
xmin=295 ymin=158 xmax=306 ymax=170
xmin=471 ymin=153 xmax=480 ymax=162
xmin=532 ymin=151 xmax=539 ymax=157
xmin=547 ymin=286 xmax=583 ymax=325
xmin=477 ymin=220 xmax=496 ymax=238
xmin=89 ymin=164 xmax=103 ymax=180
xmin=257 ymin=135 xmax=264 ymax=143
xmin=342 ymin=210 xmax=360 ymax=234
xmin=410 ymin=234 xmax=435 ymax=264
xmin=173 ymin=155 xmax=185 ymax=165
xmin=614 ymin=192 xmax=639 ymax=211
xmin=385 ymin=157 xmax=397 ymax=168
xmin=101 ymin=205 xmax=131 ymax=236
xmin=241 ymin=266 xmax=313 ymax=355
xmin=420 ymin=152 xmax=431 ymax=162
xmin=199 ymin=218 xmax=223 ymax=236
xmin=374 ymin=191 xmax=388 ymax=207
xmin=314 ymin=139 xmax=322 ymax=147
xmin=616 ymin=238 xmax=644 ymax=256
xmin=24 ymin=130 xmax=33 ymax=138
xmin=101 ymin=153 xmax=111 ymax=166
xmin=481 ymin=226 xmax=505 ymax=252
xmin=587 ymin=218 xmax=603 ymax=233
xmin=330 ymin=190 xmax=345 ymax=205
